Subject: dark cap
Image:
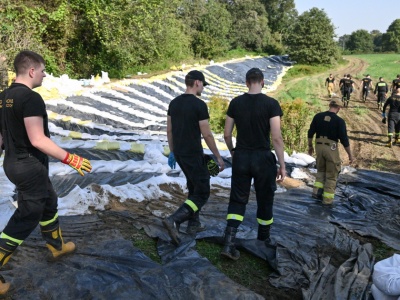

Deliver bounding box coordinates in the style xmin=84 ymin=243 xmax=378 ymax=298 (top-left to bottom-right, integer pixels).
xmin=366 ymin=74 xmax=370 ymax=76
xmin=186 ymin=70 xmax=209 ymax=86
xmin=329 ymin=99 xmax=343 ymax=107
xmin=246 ymin=68 xmax=264 ymax=81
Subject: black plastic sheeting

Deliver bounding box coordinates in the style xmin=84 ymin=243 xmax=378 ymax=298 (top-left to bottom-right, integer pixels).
xmin=2 ymin=215 xmax=262 ymax=299
xmin=3 ymin=166 xmax=399 ymax=299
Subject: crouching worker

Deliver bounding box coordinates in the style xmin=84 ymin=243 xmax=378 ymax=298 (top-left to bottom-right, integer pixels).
xmin=308 ymin=99 xmax=353 ymax=205
xmin=221 ymin=68 xmax=286 ymax=261
xmin=0 ymin=50 xmax=92 ymax=294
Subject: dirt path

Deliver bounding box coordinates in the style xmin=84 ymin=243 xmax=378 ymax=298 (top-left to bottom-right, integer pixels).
xmin=274 ymin=57 xmax=400 ymax=173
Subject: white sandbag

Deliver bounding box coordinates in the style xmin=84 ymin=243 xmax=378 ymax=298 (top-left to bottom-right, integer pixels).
xmin=371 ymin=284 xmax=399 ymax=300
xmin=290 ymin=168 xmax=310 ymax=179
xmin=373 ymin=254 xmax=400 ymax=297
xmin=291 ymin=151 xmax=315 ymax=165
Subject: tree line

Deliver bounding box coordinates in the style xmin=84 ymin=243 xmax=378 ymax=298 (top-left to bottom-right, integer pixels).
xmin=1 ymin=1 xmax=398 ymax=79
xmin=339 ymin=19 xmax=400 ymax=54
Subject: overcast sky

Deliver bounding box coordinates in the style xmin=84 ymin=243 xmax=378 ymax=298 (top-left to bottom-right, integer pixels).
xmin=294 ymin=0 xmax=399 ymax=37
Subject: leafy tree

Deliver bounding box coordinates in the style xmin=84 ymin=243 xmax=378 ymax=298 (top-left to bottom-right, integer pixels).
xmin=382 ymin=19 xmax=400 ymax=52
xmin=370 ymin=30 xmax=383 ymax=52
xmin=286 ymin=8 xmax=339 ymax=65
xmin=260 ymin=0 xmax=297 ymax=39
xmin=226 ymin=0 xmax=272 ymax=52
xmin=338 ymin=34 xmax=350 ymax=52
xmin=346 ymin=30 xmax=374 ymax=53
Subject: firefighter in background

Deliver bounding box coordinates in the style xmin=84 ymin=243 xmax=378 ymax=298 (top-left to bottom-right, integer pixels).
xmin=382 ymin=87 xmax=400 ymax=148
xmin=391 ymin=74 xmax=400 ymax=94
xmin=325 ymin=74 xmax=335 ymax=97
xmin=374 ymin=77 xmax=389 ymax=111
xmin=308 ymin=99 xmax=353 ymax=205
xmin=360 ymin=74 xmax=373 ymax=102
xmin=339 ymin=74 xmax=354 ymax=107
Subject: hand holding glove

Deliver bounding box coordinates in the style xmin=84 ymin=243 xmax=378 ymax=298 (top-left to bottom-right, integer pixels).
xmin=62 ymin=153 xmax=92 ymax=176
xmin=168 ymin=152 xmax=176 ymax=169
xmin=204 ymin=154 xmax=219 ymax=177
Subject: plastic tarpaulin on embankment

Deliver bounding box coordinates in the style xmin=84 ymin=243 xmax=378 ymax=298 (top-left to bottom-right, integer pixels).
xmin=3 ymin=166 xmax=400 ymax=298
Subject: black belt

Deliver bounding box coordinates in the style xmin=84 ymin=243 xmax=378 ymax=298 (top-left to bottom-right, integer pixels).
xmin=316 ymin=142 xmax=331 ymax=146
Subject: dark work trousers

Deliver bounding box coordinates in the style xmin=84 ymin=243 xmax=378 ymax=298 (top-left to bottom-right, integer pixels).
xmin=227 ymin=149 xmax=277 ymax=228
xmin=388 ymin=112 xmax=400 ymax=135
xmin=175 ymin=153 xmax=210 ymax=212
xmin=377 ymin=92 xmax=386 ymax=105
xmin=362 ymin=88 xmax=369 ymax=99
xmin=2 ymin=155 xmax=58 ymax=241
xmin=343 ymin=88 xmax=351 ymax=101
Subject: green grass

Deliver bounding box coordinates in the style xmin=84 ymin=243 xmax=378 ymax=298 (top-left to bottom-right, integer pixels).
xmin=353 ymin=105 xmax=369 ymax=116
xmin=351 ymin=53 xmax=400 ymax=82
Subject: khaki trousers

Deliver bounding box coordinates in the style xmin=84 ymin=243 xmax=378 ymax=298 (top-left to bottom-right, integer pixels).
xmin=313 ymin=138 xmax=341 ymax=204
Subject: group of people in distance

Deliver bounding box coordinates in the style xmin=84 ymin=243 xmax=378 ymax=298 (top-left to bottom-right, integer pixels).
xmin=325 ymin=73 xmax=400 ymax=111
xmin=325 ymin=73 xmax=400 ymax=149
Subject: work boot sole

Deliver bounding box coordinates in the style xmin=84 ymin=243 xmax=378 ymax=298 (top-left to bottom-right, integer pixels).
xmin=162 ymin=218 xmax=180 ymax=246
xmin=221 ymin=250 xmax=240 ymax=261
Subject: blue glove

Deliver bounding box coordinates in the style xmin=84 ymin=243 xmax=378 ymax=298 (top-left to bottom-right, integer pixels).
xmin=168 ymin=152 xmax=176 ymax=169
xmin=382 ymin=113 xmax=386 ymax=118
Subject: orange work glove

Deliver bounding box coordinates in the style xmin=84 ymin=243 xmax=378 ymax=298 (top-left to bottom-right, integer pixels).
xmin=62 ymin=153 xmax=92 ymax=176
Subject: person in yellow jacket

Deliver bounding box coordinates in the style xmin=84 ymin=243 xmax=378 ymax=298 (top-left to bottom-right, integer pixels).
xmin=308 ymin=99 xmax=353 ymax=205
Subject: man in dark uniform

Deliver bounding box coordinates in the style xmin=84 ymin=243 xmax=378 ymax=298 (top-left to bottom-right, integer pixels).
xmin=325 ymin=74 xmax=335 ymax=97
xmin=340 ymin=74 xmax=354 ymax=107
xmin=382 ymin=87 xmax=400 ymax=147
xmin=308 ymin=99 xmax=353 ymax=205
xmin=339 ymin=74 xmax=347 ymax=99
xmin=220 ymin=68 xmax=286 ymax=261
xmin=163 ymin=70 xmax=225 ymax=245
xmin=374 ymin=77 xmax=389 ymax=111
xmin=360 ymin=74 xmax=373 ymax=102
xmin=391 ymin=74 xmax=400 ymax=94
xmin=0 ymin=50 xmax=92 ymax=294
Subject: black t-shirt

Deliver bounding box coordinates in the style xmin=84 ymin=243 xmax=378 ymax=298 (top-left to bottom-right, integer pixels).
xmin=227 ymin=93 xmax=282 ymax=151
xmin=326 ymin=77 xmax=334 ymax=84
xmin=343 ymin=79 xmax=353 ymax=90
xmin=167 ymin=94 xmax=209 ymax=155
xmin=0 ymin=83 xmax=49 ymax=159
xmin=375 ymin=81 xmax=388 ymax=93
xmin=361 ymin=78 xmax=372 ymax=89
xmin=393 ymin=79 xmax=400 ymax=90
xmin=308 ymin=111 xmax=350 ymax=147
xmin=383 ymin=94 xmax=400 ymax=113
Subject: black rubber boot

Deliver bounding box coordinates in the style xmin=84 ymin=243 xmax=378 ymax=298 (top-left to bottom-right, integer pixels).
xmin=186 ymin=211 xmax=206 ymax=235
xmin=162 ymin=205 xmax=193 ymax=245
xmin=220 ymin=226 xmax=240 ymax=261
xmin=257 ymin=225 xmax=271 ymax=244
xmin=312 ymin=187 xmax=323 ymax=200
xmin=0 ymin=238 xmax=18 ymax=295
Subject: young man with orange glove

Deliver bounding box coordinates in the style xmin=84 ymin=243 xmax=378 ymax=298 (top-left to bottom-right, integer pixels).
xmin=0 ymin=50 xmax=92 ymax=294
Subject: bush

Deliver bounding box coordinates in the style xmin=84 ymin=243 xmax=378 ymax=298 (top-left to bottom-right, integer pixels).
xmin=207 ymin=96 xmax=230 ymax=134
xmin=280 ymin=98 xmax=313 ymax=152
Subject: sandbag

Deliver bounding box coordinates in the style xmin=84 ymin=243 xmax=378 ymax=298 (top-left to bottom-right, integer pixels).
xmin=373 ymin=254 xmax=400 ymax=297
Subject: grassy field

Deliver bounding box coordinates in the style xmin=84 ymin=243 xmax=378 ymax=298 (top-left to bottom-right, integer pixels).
xmin=352 ymin=53 xmax=400 ymax=81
